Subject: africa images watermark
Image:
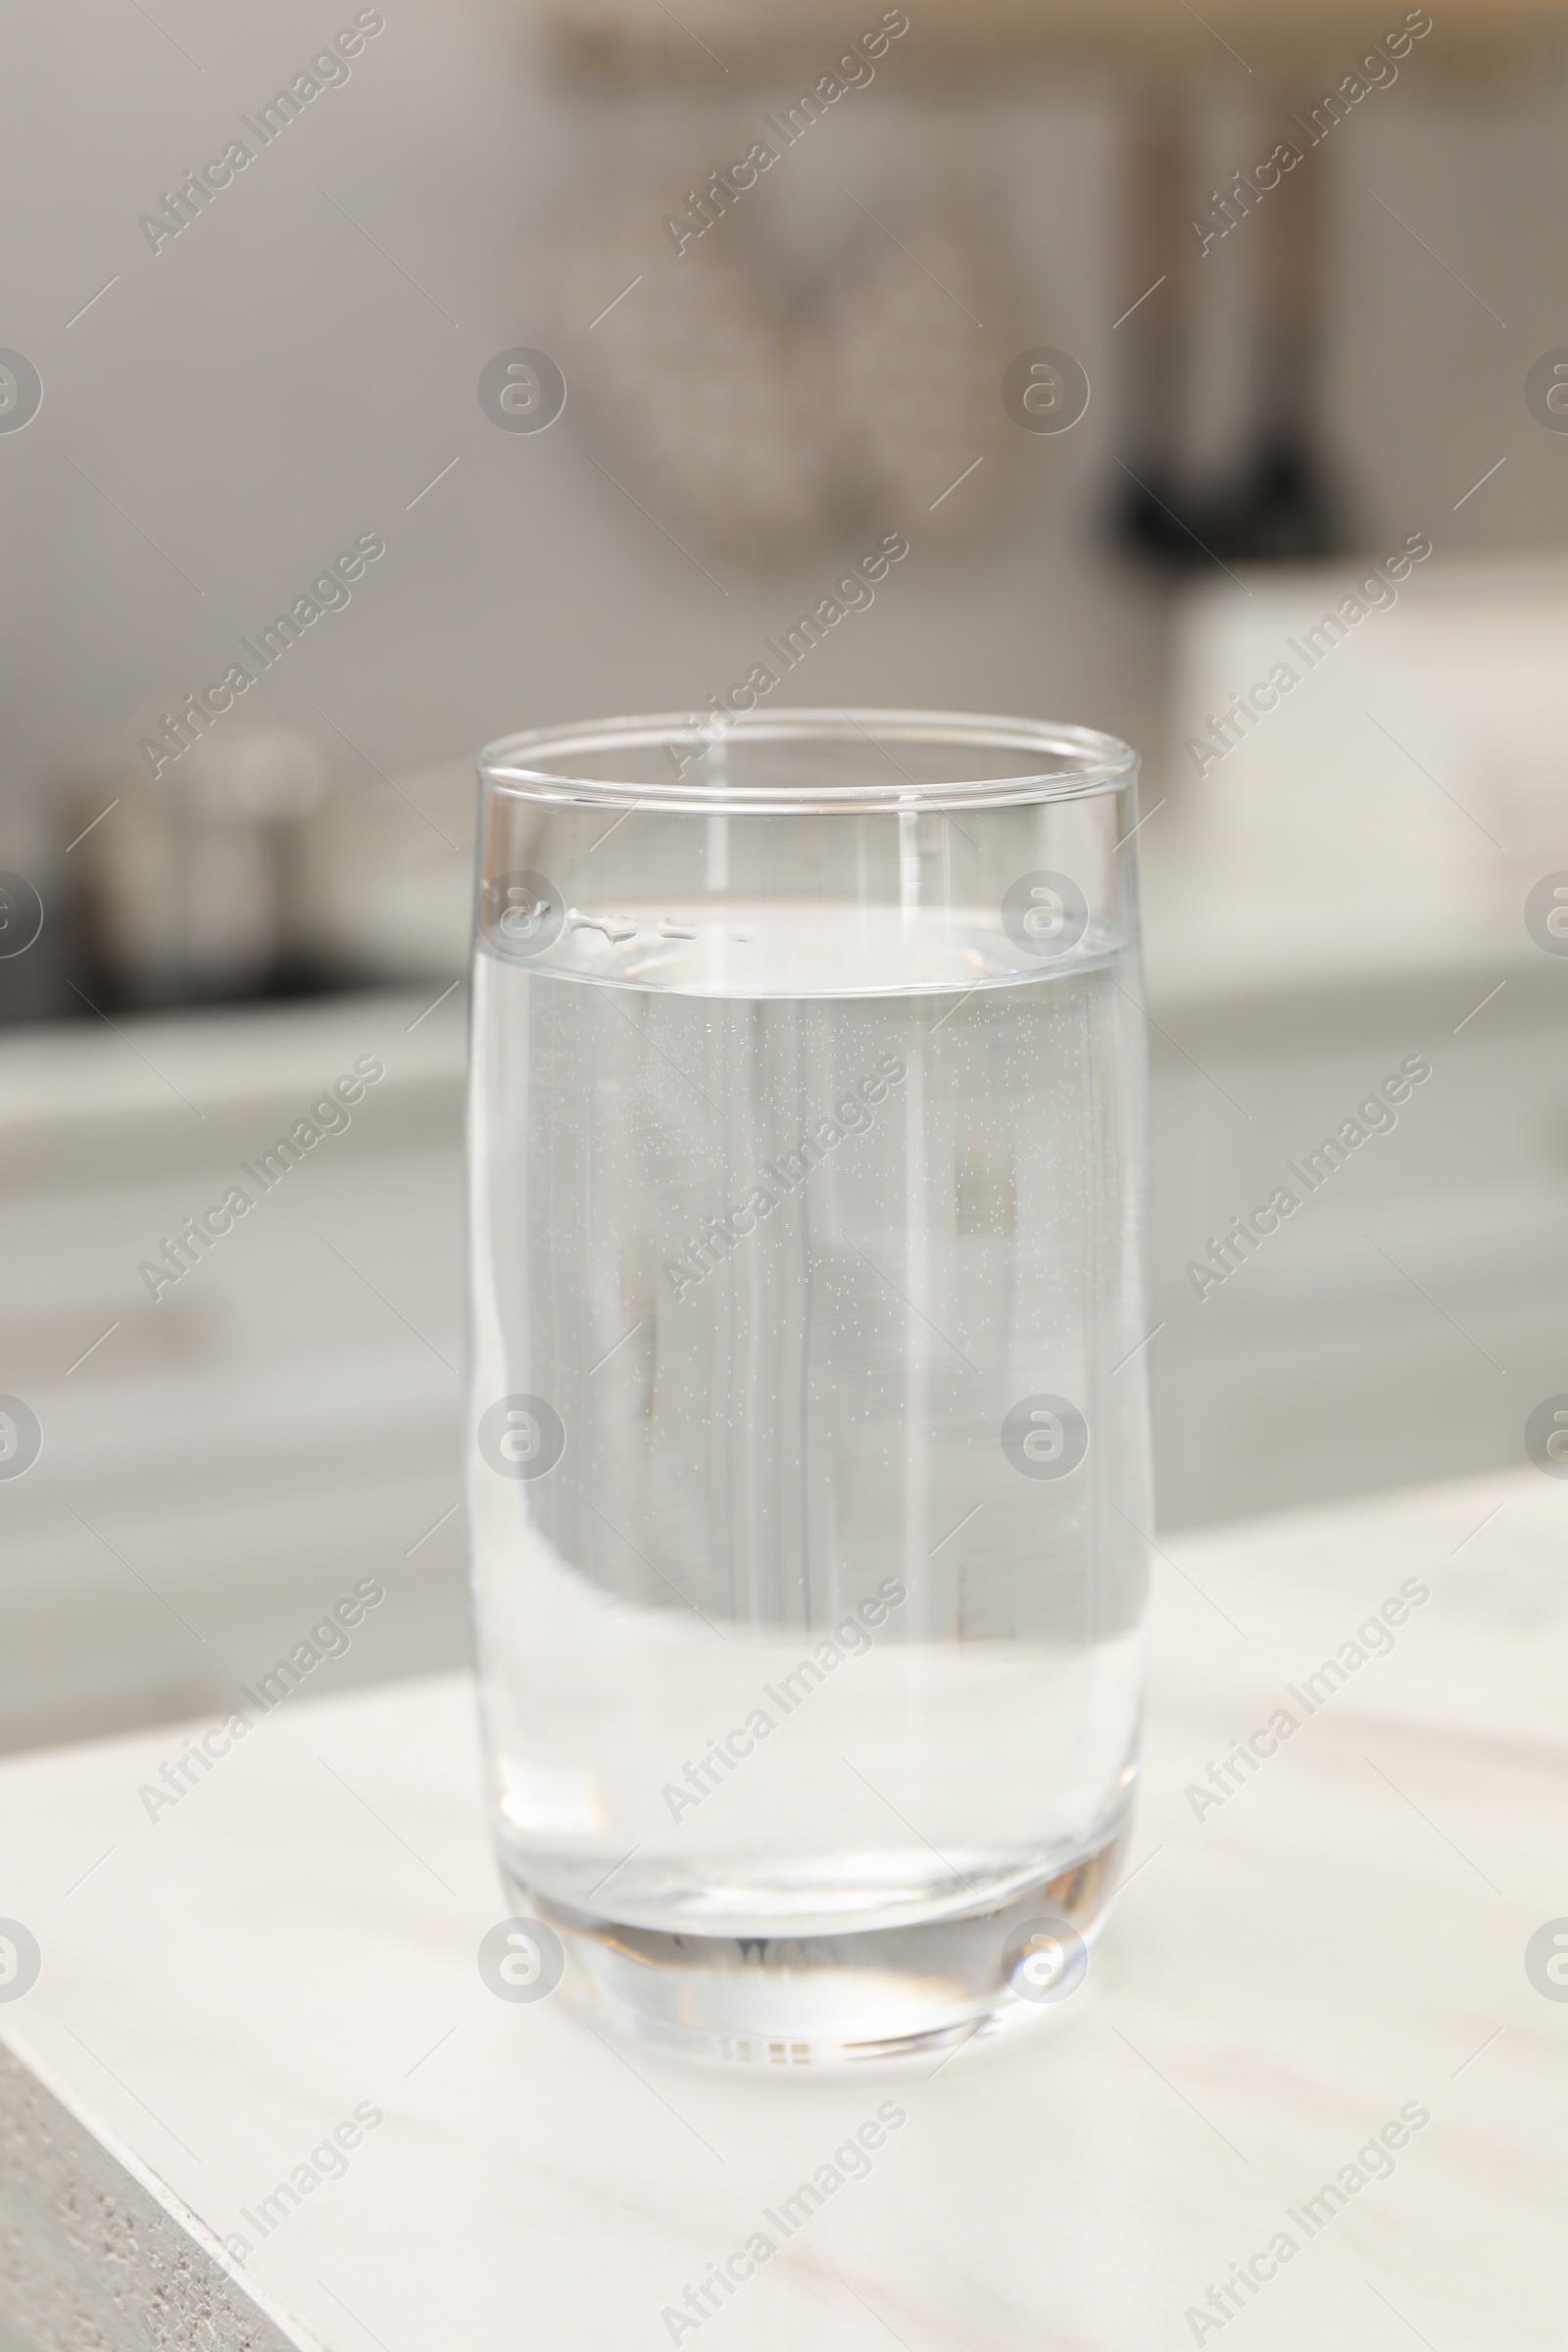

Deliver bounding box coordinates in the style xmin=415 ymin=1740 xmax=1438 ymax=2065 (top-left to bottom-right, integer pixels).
xmin=661 ymin=2099 xmax=908 ymax=2342
xmin=1189 ymin=9 xmax=1434 ymax=256
xmin=1184 ymin=1054 xmax=1432 ymax=1301
xmin=1183 ymin=2100 xmax=1432 ymax=2342
xmin=662 ymin=1054 xmax=908 ymax=1299
xmin=662 ymin=1578 xmax=908 ymax=1824
xmin=137 ymin=1578 xmax=387 ymax=1825
xmin=138 ymin=533 xmax=386 ymax=781
xmin=138 ymin=11 xmax=386 ymax=255
xmin=662 ymin=9 xmax=909 ymax=254
xmin=1183 ymin=531 xmax=1433 ymax=779
xmin=137 ymin=1054 xmax=385 ymax=1300
xmin=1185 ymin=1575 xmax=1432 ymax=1826
xmin=226 ymin=2101 xmax=384 ymax=2264
xmin=665 ymin=531 xmax=910 ymax=781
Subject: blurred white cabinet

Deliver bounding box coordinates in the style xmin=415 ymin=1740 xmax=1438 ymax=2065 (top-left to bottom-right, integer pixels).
xmin=1146 ymin=963 xmax=1568 ymax=1526
xmin=0 ymin=993 xmax=468 ymax=1754
xmin=3 ymin=950 xmax=1563 ymax=1751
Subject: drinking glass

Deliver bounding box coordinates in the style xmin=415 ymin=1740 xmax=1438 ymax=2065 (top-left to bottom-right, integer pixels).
xmin=467 ymin=710 xmax=1152 ymax=2063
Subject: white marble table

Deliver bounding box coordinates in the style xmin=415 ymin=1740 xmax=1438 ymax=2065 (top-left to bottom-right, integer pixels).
xmin=1 ymin=1466 xmax=1564 ymax=2351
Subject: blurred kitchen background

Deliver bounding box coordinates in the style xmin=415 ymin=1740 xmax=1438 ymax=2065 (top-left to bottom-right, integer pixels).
xmin=2 ymin=0 xmax=1566 ymax=1752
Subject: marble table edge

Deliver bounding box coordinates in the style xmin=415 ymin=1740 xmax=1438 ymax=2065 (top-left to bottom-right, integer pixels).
xmin=0 ymin=2034 xmax=318 ymax=2352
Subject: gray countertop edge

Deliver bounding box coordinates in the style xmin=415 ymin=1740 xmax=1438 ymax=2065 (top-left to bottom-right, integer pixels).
xmin=0 ymin=2036 xmax=316 ymax=2352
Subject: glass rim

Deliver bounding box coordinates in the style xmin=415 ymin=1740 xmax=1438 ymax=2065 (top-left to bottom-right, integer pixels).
xmin=477 ymin=708 xmax=1138 ymax=814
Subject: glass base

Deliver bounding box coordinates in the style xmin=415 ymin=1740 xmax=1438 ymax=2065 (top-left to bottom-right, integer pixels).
xmin=509 ymin=1821 xmax=1129 ymax=2067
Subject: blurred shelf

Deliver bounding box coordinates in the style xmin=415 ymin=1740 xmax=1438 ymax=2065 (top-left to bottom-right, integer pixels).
xmin=549 ymin=0 xmax=1568 ymax=84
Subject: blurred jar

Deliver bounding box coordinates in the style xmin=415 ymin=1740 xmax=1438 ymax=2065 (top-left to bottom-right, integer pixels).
xmin=311 ymin=759 xmax=478 ymax=986
xmin=69 ymin=728 xmax=330 ymax=1008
